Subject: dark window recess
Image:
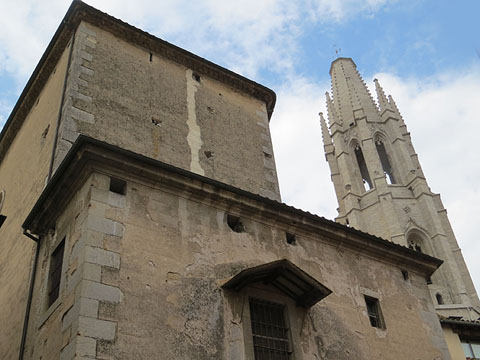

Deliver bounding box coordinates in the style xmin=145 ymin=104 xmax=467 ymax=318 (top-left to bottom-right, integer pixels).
xmin=204 ymin=150 xmax=214 ymax=158
xmin=149 ymin=52 xmax=153 ymax=62
xmin=354 ymin=145 xmax=373 ymax=191
xmin=285 ymin=232 xmax=296 ymax=245
xmin=436 ymin=293 xmax=444 ymax=305
xmin=375 ymin=139 xmax=396 ymax=184
xmin=426 ymin=276 xmax=433 ymax=285
xmin=249 ymin=298 xmax=291 ymax=360
xmin=109 ymin=177 xmax=127 ymax=195
xmin=227 ymin=214 xmax=245 ymax=233
xmin=0 ymin=215 xmax=6 ymax=228
xmin=365 ymin=296 xmax=385 ymax=329
xmin=192 ymin=72 xmax=201 ymax=82
xmin=47 ymin=239 xmax=65 ymax=307
xmin=402 ymin=270 xmax=409 ymax=281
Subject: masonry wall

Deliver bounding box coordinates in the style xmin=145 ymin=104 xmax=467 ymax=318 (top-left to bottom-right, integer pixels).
xmin=53 ymin=21 xmax=280 ymax=201
xmin=0 ymin=43 xmax=71 ymax=359
xmin=27 ymin=169 xmax=450 ymax=359
xmin=24 ymin=173 xmax=124 ymax=359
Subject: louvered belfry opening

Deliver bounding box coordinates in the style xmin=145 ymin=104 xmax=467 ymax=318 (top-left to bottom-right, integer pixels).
xmin=249 ymin=298 xmax=291 ymax=360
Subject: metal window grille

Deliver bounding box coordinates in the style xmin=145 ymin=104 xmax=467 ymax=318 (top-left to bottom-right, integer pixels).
xmin=48 ymin=239 xmax=65 ymax=307
xmin=249 ymin=298 xmax=291 ymax=360
xmin=365 ymin=296 xmax=384 ymax=329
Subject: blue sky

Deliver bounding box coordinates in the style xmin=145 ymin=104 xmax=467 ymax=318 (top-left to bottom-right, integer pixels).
xmin=1 ymin=0 xmax=479 ymax=292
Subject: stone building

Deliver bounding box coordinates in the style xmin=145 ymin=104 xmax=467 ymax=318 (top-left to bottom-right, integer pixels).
xmin=320 ymin=57 xmax=480 ymax=358
xmin=0 ymin=1 xmax=466 ymax=359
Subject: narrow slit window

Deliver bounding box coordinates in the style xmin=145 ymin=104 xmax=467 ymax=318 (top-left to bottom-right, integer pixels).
xmin=375 ymin=139 xmax=396 ymax=184
xmin=354 ymin=145 xmax=373 ymax=191
xmin=436 ymin=293 xmax=444 ymax=305
xmin=364 ymin=296 xmax=385 ymax=329
xmin=47 ymin=238 xmax=65 ymax=307
xmin=249 ymin=298 xmax=292 ymax=360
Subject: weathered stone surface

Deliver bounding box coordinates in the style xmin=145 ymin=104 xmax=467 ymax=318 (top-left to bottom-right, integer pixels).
xmin=78 ymin=316 xmax=116 ymax=341
xmin=80 ymin=280 xmax=122 ymax=303
xmin=0 ymin=4 xmax=460 ymax=360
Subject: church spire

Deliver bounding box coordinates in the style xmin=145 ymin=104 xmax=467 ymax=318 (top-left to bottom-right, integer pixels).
xmin=374 ymin=78 xmax=390 ymax=112
xmin=329 ymin=58 xmax=379 ymax=123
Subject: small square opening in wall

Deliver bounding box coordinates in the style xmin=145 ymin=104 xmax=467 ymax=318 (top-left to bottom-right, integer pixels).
xmin=401 ymin=270 xmax=409 ymax=281
xmin=109 ymin=177 xmax=127 ymax=195
xmin=286 ymin=232 xmax=296 ymax=245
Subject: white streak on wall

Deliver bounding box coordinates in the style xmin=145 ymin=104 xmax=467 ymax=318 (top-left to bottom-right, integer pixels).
xmin=186 ymin=69 xmax=205 ymax=176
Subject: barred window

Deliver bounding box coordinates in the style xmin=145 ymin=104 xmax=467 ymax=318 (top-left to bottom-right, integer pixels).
xmin=249 ymin=298 xmax=292 ymax=360
xmin=47 ymin=238 xmax=65 ymax=307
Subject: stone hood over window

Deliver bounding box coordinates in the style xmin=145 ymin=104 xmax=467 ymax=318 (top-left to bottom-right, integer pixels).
xmin=222 ymin=259 xmax=332 ymax=308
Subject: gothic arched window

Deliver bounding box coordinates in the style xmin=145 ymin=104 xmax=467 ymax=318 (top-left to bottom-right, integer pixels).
xmin=375 ymin=138 xmax=396 ymax=184
xmin=354 ymin=144 xmax=373 ymax=191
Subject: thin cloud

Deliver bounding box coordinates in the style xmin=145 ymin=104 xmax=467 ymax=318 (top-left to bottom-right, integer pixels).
xmin=307 ymin=0 xmax=392 ymax=22
xmin=0 ymin=0 xmax=393 ymax=86
xmin=270 ymin=76 xmax=336 ymax=218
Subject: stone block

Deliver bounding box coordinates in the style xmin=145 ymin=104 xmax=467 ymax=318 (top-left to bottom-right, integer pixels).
xmin=80 ymin=66 xmax=94 ymax=77
xmin=83 ymin=262 xmax=102 ymax=282
xmin=78 ymin=316 xmax=116 ymax=341
xmin=79 ymin=50 xmax=93 ymax=62
xmin=69 ymin=106 xmax=95 ymax=124
xmin=80 ymin=280 xmax=122 ymax=303
xmin=83 ymin=230 xmax=104 ymax=248
xmin=86 ymin=215 xmax=124 ymax=237
xmin=78 ymin=22 xmax=97 ymax=36
xmin=79 ymin=298 xmax=100 ymax=318
xmin=85 ymin=246 xmax=120 ymax=269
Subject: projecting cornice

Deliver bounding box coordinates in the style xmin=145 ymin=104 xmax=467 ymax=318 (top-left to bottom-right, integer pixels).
xmin=23 ymin=135 xmax=443 ymax=279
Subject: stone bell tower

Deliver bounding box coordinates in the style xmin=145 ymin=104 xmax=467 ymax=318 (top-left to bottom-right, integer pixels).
xmin=320 ymin=57 xmax=479 ymax=319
